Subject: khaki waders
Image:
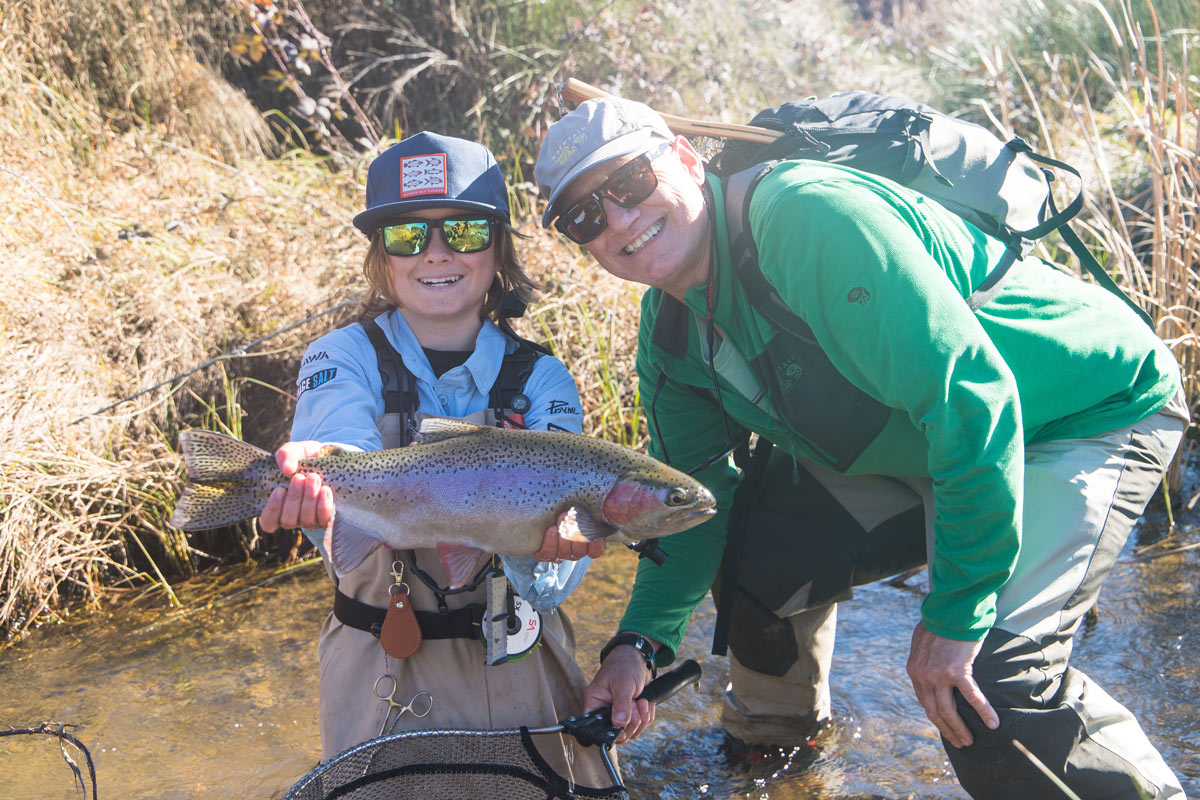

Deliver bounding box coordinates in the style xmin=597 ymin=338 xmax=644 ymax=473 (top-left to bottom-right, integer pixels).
xmin=316 ymin=409 xmax=616 ymax=790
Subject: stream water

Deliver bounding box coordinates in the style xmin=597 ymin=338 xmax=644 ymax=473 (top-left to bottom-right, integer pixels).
xmin=1 ymin=513 xmax=1197 ymax=799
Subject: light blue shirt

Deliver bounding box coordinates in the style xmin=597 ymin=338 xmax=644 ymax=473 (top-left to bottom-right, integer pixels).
xmin=291 ymin=309 xmax=591 ymax=611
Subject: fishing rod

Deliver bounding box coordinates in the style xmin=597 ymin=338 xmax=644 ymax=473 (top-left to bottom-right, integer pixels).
xmin=558 ymin=78 xmax=780 ymax=143
xmin=70 ymin=296 xmax=362 ymax=426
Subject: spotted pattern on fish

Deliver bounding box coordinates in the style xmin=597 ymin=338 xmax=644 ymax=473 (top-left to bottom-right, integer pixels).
xmin=170 ymin=422 xmax=716 ymax=575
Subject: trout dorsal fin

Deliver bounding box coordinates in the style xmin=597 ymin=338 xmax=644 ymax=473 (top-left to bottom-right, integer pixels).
xmin=412 ymin=414 xmax=491 ymax=445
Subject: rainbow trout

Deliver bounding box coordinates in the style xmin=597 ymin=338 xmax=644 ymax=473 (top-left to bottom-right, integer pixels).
xmin=170 ymin=418 xmax=715 ymax=581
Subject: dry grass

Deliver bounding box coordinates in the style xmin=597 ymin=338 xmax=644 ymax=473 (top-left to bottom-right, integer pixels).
xmin=945 ymin=1 xmax=1199 ymax=487
xmin=0 ymin=0 xmax=369 ymax=645
xmin=515 ymin=230 xmax=649 ymax=448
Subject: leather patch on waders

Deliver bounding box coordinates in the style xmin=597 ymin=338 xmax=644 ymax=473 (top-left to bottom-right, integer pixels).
xmin=380 ymin=584 xmax=422 ymax=659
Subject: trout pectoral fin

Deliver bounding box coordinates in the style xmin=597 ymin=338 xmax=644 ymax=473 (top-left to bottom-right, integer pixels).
xmin=437 ymin=544 xmax=487 ymax=588
xmin=572 ymin=507 xmax=617 ymax=542
xmin=326 ymin=517 xmax=382 ymax=578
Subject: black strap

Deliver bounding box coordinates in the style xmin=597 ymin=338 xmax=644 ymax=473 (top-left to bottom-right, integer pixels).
xmin=496 ymin=289 xmax=553 ymax=357
xmin=333 ymin=587 xmax=484 ymax=640
xmin=651 ymin=289 xmax=692 ymax=361
xmin=711 ymin=436 xmax=774 ymax=656
xmin=489 ymin=342 xmax=538 ymax=426
xmin=1042 ymin=189 xmax=1155 ymax=329
xmin=363 ymin=321 xmax=418 ymax=444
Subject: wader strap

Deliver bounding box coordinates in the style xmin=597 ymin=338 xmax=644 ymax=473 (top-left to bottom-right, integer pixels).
xmin=712 ymin=436 xmax=774 ymax=657
xmin=333 ymin=588 xmax=483 ymax=640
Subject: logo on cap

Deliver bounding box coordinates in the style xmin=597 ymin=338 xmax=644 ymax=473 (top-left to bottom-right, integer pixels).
xmin=400 ymin=153 xmax=448 ymax=198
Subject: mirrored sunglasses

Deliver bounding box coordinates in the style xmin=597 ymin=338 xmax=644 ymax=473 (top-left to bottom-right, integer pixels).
xmin=552 ymin=141 xmax=672 ymax=245
xmin=380 ymin=216 xmax=495 ymax=256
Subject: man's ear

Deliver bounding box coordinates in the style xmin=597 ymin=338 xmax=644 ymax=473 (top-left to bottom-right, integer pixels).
xmin=671 ymin=136 xmax=706 ymax=186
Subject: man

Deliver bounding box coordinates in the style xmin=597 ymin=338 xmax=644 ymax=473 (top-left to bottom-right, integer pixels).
xmin=533 ymin=95 xmax=1190 ymax=799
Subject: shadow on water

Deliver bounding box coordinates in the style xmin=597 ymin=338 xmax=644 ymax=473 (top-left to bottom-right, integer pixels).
xmin=1 ymin=512 xmax=1198 ymax=799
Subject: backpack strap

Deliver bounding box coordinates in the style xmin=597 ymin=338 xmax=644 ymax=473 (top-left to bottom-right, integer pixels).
xmin=723 ymin=161 xmax=826 ymax=341
xmin=1005 ymin=139 xmax=1152 ymax=327
xmin=496 ymin=290 xmax=554 ymax=357
xmin=363 ymin=321 xmax=419 ymax=445
xmin=650 ymin=288 xmax=693 ymax=361
xmin=489 ymin=340 xmax=539 ymax=426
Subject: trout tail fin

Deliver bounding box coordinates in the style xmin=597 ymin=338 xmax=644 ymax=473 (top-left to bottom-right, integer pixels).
xmin=170 ymin=430 xmax=278 ymax=531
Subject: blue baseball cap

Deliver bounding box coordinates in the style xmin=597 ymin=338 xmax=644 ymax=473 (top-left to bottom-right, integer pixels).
xmin=352 ymin=132 xmax=511 ymax=235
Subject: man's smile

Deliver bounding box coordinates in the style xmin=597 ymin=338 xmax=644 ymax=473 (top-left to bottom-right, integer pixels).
xmin=623 ymin=219 xmax=664 ymax=255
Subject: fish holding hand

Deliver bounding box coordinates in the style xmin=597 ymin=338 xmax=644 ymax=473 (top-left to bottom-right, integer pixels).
xmin=169 ymin=418 xmax=716 ymax=585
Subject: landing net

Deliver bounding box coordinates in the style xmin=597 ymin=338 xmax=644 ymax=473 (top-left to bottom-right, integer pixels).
xmin=284 ymin=727 xmax=627 ymax=800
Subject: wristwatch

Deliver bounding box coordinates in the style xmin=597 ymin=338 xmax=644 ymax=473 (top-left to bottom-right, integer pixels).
xmin=599 ymin=631 xmax=657 ymax=678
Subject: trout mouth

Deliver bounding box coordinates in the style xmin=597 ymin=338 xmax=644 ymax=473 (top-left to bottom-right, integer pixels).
xmin=659 ymin=504 xmax=716 ymax=533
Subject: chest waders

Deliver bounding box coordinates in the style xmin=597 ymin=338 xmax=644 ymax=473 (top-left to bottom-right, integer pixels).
xmin=331 ymin=321 xmax=543 ymax=664
xmin=647 ymin=175 xmax=932 ymax=657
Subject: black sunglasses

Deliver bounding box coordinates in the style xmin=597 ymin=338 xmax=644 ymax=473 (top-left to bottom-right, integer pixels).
xmin=380 ymin=215 xmax=495 ymax=256
xmin=552 ymin=142 xmax=672 ymax=244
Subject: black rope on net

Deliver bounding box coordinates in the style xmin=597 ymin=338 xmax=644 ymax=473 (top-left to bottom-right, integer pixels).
xmin=1 ymin=722 xmax=99 ymax=799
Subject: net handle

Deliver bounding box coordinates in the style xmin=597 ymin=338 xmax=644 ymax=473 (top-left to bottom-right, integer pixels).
xmin=636 ymin=658 xmax=702 ymax=704
xmin=560 ymin=79 xmax=781 ymax=144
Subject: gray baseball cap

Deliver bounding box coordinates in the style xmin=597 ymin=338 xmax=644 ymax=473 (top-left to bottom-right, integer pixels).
xmin=535 ymin=96 xmax=674 ymax=228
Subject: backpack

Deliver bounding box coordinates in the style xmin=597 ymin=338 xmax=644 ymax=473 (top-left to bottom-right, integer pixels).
xmin=708 ymin=90 xmax=1154 ymax=329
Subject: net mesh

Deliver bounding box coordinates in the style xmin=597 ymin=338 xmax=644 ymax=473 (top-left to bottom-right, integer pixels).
xmin=285 ymin=728 xmax=628 ymax=800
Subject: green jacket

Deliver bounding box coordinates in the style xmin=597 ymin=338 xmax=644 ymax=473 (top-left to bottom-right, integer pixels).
xmin=622 ymin=162 xmax=1180 ymax=663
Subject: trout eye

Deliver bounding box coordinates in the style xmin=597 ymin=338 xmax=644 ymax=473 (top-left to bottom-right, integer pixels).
xmin=666 ymin=489 xmax=688 ymax=506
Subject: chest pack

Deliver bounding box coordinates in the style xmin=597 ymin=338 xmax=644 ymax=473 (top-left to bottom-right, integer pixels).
xmin=710 ymin=90 xmax=1152 ymax=329
xmin=332 ymin=319 xmax=547 ymax=664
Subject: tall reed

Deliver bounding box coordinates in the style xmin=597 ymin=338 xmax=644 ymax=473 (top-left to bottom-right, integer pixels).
xmin=929 ymin=0 xmax=1199 ymax=487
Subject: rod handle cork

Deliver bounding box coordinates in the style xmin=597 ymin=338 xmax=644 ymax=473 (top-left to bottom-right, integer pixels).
xmin=560 ymin=78 xmax=781 ymax=144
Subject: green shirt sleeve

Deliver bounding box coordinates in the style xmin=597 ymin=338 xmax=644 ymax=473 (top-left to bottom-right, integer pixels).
xmin=617 ymin=296 xmax=744 ymax=664
xmin=750 ymin=165 xmax=1023 ymax=640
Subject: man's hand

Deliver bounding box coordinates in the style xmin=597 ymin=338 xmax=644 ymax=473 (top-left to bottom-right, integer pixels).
xmin=583 ymin=644 xmax=656 ymax=744
xmin=259 ymin=441 xmax=335 ymax=532
xmin=906 ymin=621 xmax=999 ymax=748
xmin=531 ymin=509 xmax=606 ymax=562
